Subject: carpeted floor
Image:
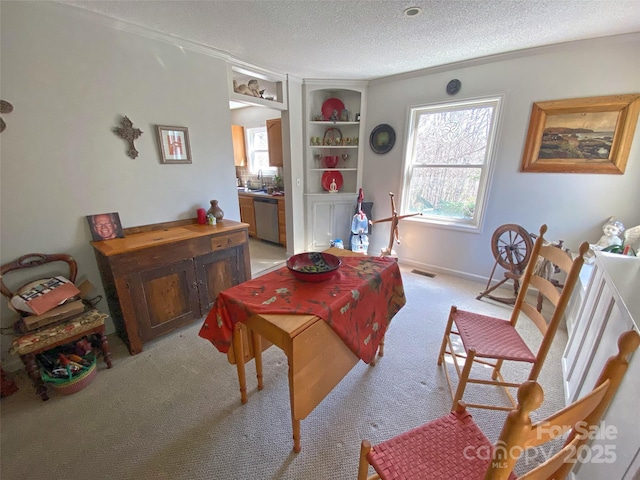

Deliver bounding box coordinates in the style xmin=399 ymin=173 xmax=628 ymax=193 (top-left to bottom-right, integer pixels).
xmin=0 ymin=266 xmax=567 ymax=480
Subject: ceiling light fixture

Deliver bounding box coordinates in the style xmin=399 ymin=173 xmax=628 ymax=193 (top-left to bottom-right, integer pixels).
xmin=403 ymin=6 xmax=423 ymax=17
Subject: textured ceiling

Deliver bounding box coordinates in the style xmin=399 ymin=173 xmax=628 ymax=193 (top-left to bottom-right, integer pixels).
xmin=56 ymin=0 xmax=640 ymax=80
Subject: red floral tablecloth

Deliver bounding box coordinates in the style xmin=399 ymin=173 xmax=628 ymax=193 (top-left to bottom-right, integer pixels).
xmin=198 ymin=256 xmax=405 ymax=364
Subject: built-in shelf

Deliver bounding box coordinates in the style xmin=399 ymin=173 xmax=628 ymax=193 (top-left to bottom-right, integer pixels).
xmin=227 ymin=63 xmax=287 ymax=110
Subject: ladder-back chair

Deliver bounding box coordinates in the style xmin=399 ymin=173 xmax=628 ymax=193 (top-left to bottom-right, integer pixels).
xmin=358 ymin=329 xmax=639 ymax=480
xmin=438 ymin=224 xmax=588 ymax=411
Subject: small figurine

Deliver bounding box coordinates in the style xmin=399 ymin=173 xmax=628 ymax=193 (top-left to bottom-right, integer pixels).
xmin=592 ymin=217 xmax=624 ymax=250
xmin=233 ymin=79 xmax=261 ymax=98
xmin=330 ymin=109 xmax=339 ymax=122
xmin=329 ymin=178 xmax=338 ymax=193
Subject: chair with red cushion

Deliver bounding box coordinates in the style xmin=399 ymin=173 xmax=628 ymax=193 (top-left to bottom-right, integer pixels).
xmin=358 ymin=329 xmax=639 ymax=480
xmin=438 ymin=225 xmax=589 ymax=411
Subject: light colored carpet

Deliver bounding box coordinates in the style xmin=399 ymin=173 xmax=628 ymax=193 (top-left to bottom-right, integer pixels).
xmin=0 ymin=266 xmax=567 ymax=480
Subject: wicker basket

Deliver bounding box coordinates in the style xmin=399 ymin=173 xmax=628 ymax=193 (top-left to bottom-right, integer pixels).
xmin=41 ymin=355 xmax=97 ymax=395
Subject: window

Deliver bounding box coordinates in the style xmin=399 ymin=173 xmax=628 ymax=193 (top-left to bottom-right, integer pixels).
xmin=400 ymin=96 xmax=502 ymax=231
xmin=246 ymin=126 xmax=277 ymax=176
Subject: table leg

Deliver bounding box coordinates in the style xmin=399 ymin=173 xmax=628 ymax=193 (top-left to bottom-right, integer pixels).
xmin=378 ymin=334 xmax=385 ymax=357
xmin=233 ymin=323 xmax=248 ymax=404
xmin=251 ymin=331 xmax=264 ymax=391
xmin=292 ymin=413 xmax=301 ymax=453
xmin=22 ymin=353 xmax=48 ymax=401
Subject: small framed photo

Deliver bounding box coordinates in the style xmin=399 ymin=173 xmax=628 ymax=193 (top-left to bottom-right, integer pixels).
xmin=156 ymin=125 xmax=192 ymax=164
xmin=87 ymin=212 xmax=125 ymax=241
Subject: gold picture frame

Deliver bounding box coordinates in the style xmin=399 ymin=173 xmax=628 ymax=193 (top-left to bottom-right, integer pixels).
xmin=156 ymin=125 xmax=192 ymax=164
xmin=520 ymin=94 xmax=640 ymax=174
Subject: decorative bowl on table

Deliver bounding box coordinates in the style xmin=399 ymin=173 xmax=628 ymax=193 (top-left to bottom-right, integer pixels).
xmin=286 ymin=252 xmax=342 ymax=282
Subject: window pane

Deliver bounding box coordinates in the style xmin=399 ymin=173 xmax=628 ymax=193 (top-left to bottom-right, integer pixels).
xmin=414 ymin=106 xmax=493 ymax=165
xmin=406 ymin=166 xmax=481 ymax=220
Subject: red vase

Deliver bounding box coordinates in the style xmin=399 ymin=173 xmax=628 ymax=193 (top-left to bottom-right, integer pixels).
xmin=324 ymin=156 xmax=338 ymax=168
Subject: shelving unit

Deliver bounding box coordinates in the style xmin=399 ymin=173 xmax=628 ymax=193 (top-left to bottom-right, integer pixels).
xmin=303 ymin=80 xmax=367 ymax=250
xmin=227 ymin=63 xmax=287 ymax=111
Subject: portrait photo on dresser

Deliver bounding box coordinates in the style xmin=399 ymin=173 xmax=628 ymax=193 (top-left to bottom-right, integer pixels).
xmin=86 ymin=212 xmax=125 ymax=241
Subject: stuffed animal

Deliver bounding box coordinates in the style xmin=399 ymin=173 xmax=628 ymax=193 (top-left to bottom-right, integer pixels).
xmin=233 ymin=79 xmax=262 ymax=98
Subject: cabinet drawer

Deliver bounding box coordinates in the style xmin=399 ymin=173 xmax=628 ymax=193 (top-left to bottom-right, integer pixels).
xmin=211 ymin=231 xmax=247 ymax=251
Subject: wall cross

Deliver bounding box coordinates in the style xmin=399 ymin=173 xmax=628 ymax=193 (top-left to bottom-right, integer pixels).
xmin=113 ymin=116 xmax=143 ymax=159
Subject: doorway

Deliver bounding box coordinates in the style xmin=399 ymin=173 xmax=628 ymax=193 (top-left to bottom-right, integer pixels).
xmin=248 ymin=237 xmax=287 ymax=277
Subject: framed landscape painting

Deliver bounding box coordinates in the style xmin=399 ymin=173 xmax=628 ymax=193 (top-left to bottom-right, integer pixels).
xmin=520 ymin=94 xmax=640 ymax=174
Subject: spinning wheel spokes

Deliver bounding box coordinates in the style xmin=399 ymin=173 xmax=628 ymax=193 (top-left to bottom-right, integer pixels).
xmin=491 ymin=224 xmax=533 ymax=273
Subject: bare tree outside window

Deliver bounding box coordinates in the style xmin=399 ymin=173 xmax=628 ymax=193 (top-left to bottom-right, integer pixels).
xmin=401 ymin=97 xmax=502 ymax=230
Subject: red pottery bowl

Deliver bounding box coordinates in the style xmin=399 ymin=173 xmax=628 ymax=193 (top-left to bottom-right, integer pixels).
xmin=324 ymin=155 xmax=339 ymax=168
xmin=286 ymin=252 xmax=342 ymax=282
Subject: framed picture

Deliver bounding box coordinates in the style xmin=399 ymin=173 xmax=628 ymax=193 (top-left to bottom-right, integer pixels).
xmin=520 ymin=94 xmax=640 ymax=174
xmin=86 ymin=212 xmax=124 ymax=242
xmin=156 ymin=125 xmax=192 ymax=164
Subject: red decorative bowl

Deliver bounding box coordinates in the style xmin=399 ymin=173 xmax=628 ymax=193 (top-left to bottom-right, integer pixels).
xmin=286 ymin=252 xmax=342 ymax=282
xmin=324 ymin=155 xmax=339 ymax=168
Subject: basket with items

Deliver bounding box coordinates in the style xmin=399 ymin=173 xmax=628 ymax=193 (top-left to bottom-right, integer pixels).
xmin=37 ymin=338 xmax=99 ymax=396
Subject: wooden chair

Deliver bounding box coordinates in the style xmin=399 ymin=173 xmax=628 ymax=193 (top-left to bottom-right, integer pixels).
xmin=437 ymin=224 xmax=589 ymax=411
xmin=1 ymin=253 xmax=112 ymax=400
xmin=358 ymin=329 xmax=639 ymax=480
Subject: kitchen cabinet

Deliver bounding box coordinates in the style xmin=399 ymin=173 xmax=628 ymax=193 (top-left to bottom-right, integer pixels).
xmin=238 ymin=195 xmax=257 ymax=237
xmin=231 ymin=124 xmax=246 ymax=166
xmin=91 ymin=220 xmax=251 ymax=355
xmin=266 ymin=118 xmax=283 ymax=167
xmin=277 ymin=197 xmax=286 ymax=248
xmin=562 ymin=252 xmax=640 ymax=479
xmin=303 ymin=80 xmax=366 ymax=250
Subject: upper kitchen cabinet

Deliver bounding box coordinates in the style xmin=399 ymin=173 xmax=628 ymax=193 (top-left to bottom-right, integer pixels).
xmin=228 ymin=63 xmax=287 ymax=111
xmin=266 ymin=118 xmax=283 ymax=167
xmin=231 ymin=125 xmax=246 ymax=166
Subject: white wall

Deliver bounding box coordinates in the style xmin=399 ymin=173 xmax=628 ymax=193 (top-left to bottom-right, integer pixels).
xmin=0 ymin=2 xmax=242 ymax=365
xmin=364 ymin=34 xmax=640 ymax=280
xmin=230 ymin=106 xmax=281 ymax=128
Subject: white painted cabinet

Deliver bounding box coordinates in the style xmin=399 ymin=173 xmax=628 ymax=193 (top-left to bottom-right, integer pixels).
xmin=562 ymin=252 xmax=640 ymax=479
xmin=306 ymin=197 xmax=356 ymax=251
xmin=303 ymin=80 xmax=367 ymax=251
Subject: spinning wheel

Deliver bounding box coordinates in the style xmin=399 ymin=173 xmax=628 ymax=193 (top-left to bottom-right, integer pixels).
xmin=491 ymin=224 xmax=533 ymax=273
xmin=477 ymin=224 xmax=535 ymax=306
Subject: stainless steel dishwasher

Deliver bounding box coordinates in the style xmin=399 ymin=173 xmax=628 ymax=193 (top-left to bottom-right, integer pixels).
xmin=253 ymin=197 xmax=280 ymax=243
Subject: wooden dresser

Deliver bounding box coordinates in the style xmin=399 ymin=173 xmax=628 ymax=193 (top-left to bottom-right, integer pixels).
xmin=91 ymin=219 xmax=251 ymax=355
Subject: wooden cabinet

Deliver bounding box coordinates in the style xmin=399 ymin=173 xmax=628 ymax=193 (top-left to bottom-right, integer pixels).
xmin=238 ymin=195 xmax=256 ymax=237
xmin=91 ymin=220 xmax=251 ymax=355
xmin=277 ymin=197 xmax=286 ymax=248
xmin=562 ymin=253 xmax=640 ymax=479
xmin=231 ymin=124 xmax=246 ymax=166
xmin=266 ymin=118 xmax=283 ymax=167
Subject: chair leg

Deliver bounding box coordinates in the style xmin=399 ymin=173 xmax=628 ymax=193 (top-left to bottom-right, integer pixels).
xmin=492 ymin=359 xmax=504 ymax=380
xmin=438 ymin=306 xmax=457 ymax=365
xmin=21 ymin=353 xmax=48 ymax=401
xmin=452 ymin=349 xmax=475 ymax=410
xmin=358 ymin=440 xmax=378 ymax=480
xmin=98 ymin=327 xmax=113 ymax=368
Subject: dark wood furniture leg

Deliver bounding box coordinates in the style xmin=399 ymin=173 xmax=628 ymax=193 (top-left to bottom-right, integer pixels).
xmin=21 ymin=353 xmax=49 ymax=401
xmin=97 ymin=327 xmax=113 ymax=368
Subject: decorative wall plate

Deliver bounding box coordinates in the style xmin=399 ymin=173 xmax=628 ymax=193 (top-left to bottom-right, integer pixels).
xmin=369 ymin=124 xmax=396 ymax=154
xmin=321 ymin=98 xmax=345 ymax=121
xmin=321 ymin=171 xmax=343 ymax=193
xmin=447 ymin=79 xmax=462 ymax=95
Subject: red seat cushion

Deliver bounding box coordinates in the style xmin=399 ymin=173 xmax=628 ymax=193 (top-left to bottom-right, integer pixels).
xmin=454 ymin=309 xmax=536 ymax=362
xmin=367 ymin=409 xmax=497 ymax=480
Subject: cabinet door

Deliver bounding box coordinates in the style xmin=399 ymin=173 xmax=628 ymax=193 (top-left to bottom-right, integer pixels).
xmin=277 ymin=198 xmax=286 ymax=247
xmin=307 ymin=198 xmax=355 ymax=250
xmin=195 ymin=246 xmax=248 ymax=313
xmin=130 ymin=259 xmax=200 ymax=342
xmin=239 ymin=197 xmax=256 ymax=237
xmin=266 ymin=118 xmax=283 ymax=167
xmin=231 ymin=125 xmax=246 ymax=166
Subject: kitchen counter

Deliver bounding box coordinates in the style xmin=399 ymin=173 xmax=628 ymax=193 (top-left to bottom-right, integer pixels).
xmin=237 ymin=189 xmax=286 ymax=198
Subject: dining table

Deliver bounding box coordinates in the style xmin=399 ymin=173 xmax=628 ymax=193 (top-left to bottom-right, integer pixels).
xmin=198 ymin=248 xmax=406 ymax=452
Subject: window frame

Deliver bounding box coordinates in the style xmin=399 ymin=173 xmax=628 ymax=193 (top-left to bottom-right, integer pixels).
xmin=245 ymin=126 xmax=278 ymax=176
xmin=399 ymin=95 xmax=504 ymax=233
